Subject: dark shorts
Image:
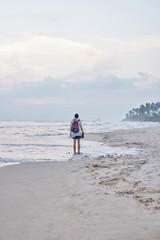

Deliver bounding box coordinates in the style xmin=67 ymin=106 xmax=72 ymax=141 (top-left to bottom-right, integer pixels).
xmin=72 ymin=136 xmax=81 ymax=140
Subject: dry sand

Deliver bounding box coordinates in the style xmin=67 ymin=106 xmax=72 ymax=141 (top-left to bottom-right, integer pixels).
xmin=0 ymin=126 xmax=160 ymax=240
xmin=86 ymin=126 xmax=160 ymax=212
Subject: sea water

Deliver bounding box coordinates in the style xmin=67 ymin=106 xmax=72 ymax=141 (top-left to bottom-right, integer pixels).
xmin=0 ymin=120 xmax=159 ymax=167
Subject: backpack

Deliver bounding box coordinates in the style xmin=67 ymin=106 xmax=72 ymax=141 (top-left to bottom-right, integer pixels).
xmin=71 ymin=119 xmax=80 ymax=133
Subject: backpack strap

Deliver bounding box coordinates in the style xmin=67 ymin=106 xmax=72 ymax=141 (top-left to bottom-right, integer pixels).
xmin=73 ymin=119 xmax=80 ymax=122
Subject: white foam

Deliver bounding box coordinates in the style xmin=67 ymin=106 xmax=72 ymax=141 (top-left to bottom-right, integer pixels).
xmin=0 ymin=162 xmax=20 ymax=168
xmin=0 ymin=121 xmax=155 ymax=165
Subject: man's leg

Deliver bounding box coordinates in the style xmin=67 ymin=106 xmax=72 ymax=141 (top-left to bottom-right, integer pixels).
xmin=78 ymin=139 xmax=80 ymax=154
xmin=73 ymin=139 xmax=76 ymax=154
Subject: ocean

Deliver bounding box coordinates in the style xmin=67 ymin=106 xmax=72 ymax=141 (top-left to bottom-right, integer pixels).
xmin=0 ymin=120 xmax=159 ymax=167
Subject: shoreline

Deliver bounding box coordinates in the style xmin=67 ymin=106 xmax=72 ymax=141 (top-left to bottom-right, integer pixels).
xmin=0 ymin=126 xmax=160 ymax=239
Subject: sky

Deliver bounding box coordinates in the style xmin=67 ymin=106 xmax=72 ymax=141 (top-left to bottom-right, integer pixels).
xmin=0 ymin=0 xmax=160 ymax=122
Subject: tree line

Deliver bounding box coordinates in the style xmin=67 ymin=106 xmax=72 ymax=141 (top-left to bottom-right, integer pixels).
xmin=124 ymin=102 xmax=160 ymax=122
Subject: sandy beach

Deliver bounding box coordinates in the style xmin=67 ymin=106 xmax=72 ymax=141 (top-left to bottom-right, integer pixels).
xmin=0 ymin=126 xmax=160 ymax=240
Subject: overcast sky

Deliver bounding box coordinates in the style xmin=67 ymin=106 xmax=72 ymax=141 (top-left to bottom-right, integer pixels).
xmin=0 ymin=0 xmax=160 ymax=122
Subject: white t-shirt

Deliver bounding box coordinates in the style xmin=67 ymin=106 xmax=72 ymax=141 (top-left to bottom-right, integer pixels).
xmin=70 ymin=119 xmax=82 ymax=137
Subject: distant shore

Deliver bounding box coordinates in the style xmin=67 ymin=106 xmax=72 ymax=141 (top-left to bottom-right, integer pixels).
xmin=0 ymin=126 xmax=160 ymax=240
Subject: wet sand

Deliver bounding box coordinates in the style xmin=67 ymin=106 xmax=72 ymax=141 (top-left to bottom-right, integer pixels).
xmin=0 ymin=126 xmax=160 ymax=240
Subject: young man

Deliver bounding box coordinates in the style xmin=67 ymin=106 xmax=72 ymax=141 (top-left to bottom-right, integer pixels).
xmin=70 ymin=113 xmax=84 ymax=154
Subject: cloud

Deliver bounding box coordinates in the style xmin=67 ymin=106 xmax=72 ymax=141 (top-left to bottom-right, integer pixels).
xmin=100 ymin=36 xmax=160 ymax=79
xmin=134 ymin=72 xmax=160 ymax=87
xmin=0 ymin=74 xmax=159 ymax=121
xmin=0 ymin=34 xmax=103 ymax=88
xmin=0 ymin=34 xmax=160 ymax=91
xmin=104 ymin=36 xmax=160 ymax=53
xmin=15 ymin=97 xmax=63 ymax=105
xmin=2 ymin=73 xmax=158 ymax=103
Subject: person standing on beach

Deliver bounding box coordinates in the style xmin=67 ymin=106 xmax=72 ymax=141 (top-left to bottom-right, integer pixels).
xmin=70 ymin=113 xmax=84 ymax=154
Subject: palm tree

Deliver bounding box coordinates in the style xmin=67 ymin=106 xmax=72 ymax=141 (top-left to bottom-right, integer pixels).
xmin=124 ymin=101 xmax=160 ymax=122
xmin=139 ymin=104 xmax=145 ymax=120
xmin=145 ymin=103 xmax=151 ymax=118
xmin=151 ymin=102 xmax=155 ymax=115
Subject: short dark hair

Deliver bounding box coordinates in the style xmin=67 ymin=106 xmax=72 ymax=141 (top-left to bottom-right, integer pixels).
xmin=74 ymin=113 xmax=79 ymax=118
